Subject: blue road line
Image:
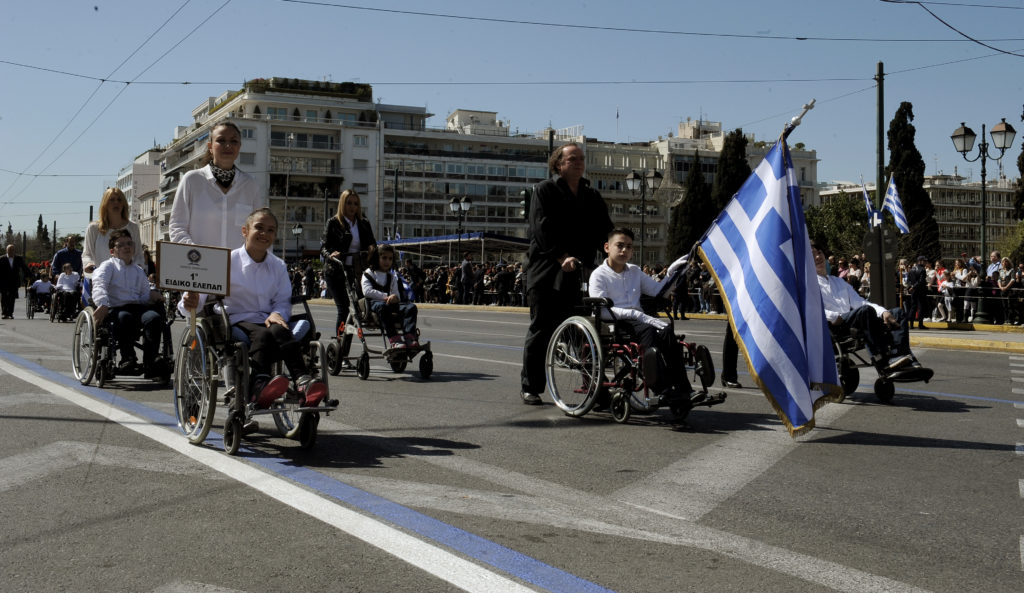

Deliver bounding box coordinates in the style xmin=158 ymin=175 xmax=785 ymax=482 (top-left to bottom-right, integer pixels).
xmin=2 ymin=349 xmax=616 ymax=593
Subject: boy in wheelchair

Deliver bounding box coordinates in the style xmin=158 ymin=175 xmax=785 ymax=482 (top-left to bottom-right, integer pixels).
xmin=29 ymin=272 xmax=53 ymax=312
xmin=588 ymin=227 xmax=697 ymax=403
xmin=811 ymin=239 xmax=919 ymax=376
xmin=54 ymin=262 xmax=82 ymax=319
xmin=181 ymin=208 xmax=326 ymax=408
xmin=91 ymin=229 xmax=167 ymax=376
xmin=360 ymin=244 xmax=419 ymax=350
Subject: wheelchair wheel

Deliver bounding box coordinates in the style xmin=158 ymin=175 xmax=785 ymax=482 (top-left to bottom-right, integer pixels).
xmin=26 ymin=296 xmax=33 ymax=319
xmin=297 ymin=412 xmax=319 ymax=450
xmin=49 ymin=295 xmax=57 ymax=322
xmin=545 ymin=316 xmax=604 ymax=417
xmin=389 ymin=358 xmax=408 ymax=373
xmin=72 ymin=309 xmax=97 ymax=385
xmin=610 ymin=391 xmax=631 ymax=424
xmin=223 ymin=415 xmax=243 ymax=455
xmin=326 ymin=340 xmax=342 ymax=376
xmin=173 ymin=326 xmax=218 ymax=445
xmin=357 ymin=352 xmax=370 ymax=380
xmin=840 ymin=360 xmax=860 ymax=395
xmin=692 ymin=345 xmax=715 ymax=391
xmin=96 ymin=360 xmax=108 ymax=388
xmin=419 ymin=352 xmax=433 ymax=380
xmin=873 ymin=378 xmax=895 ymax=404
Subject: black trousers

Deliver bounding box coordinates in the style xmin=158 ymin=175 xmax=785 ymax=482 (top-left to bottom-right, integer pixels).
xmin=617 ymin=318 xmax=693 ymax=396
xmin=0 ymin=287 xmax=17 ymax=317
xmin=520 ymin=286 xmax=580 ymax=394
xmin=325 ymin=267 xmax=354 ymax=337
xmin=721 ymin=327 xmax=739 ymax=383
xmin=236 ymin=321 xmax=306 ymax=378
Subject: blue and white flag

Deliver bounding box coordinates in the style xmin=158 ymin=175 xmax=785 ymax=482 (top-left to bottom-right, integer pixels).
xmin=698 ymin=139 xmax=842 ymax=436
xmin=883 ymin=175 xmax=909 ymax=234
xmin=861 ymin=184 xmax=873 ymax=214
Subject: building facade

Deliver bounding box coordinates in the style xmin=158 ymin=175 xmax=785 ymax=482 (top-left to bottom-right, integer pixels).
xmin=117 ymin=149 xmax=161 ymax=250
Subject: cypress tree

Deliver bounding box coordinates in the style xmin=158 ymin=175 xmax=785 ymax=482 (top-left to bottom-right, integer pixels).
xmin=886 ymin=101 xmax=941 ymax=260
xmin=711 ymin=129 xmax=752 ymax=213
xmin=667 ymin=151 xmax=714 ymax=257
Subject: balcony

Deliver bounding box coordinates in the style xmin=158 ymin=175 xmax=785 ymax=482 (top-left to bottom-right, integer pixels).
xmin=270 ymin=138 xmax=341 ymax=151
xmin=269 ymin=162 xmax=343 ymax=176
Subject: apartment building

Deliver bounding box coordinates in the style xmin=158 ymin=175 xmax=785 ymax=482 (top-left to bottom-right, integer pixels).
xmin=116 ymin=149 xmax=161 ymax=249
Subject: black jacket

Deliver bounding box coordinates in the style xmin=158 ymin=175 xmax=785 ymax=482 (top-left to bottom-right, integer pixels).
xmin=321 ymin=216 xmax=377 ymax=274
xmin=525 ymin=176 xmax=612 ymax=293
xmin=0 ymin=254 xmax=32 ymax=292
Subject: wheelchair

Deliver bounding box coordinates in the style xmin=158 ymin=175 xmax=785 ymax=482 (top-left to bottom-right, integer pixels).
xmin=324 ymin=257 xmax=433 ymax=381
xmin=26 ymin=289 xmax=50 ymax=319
xmin=50 ymin=288 xmax=82 ymax=323
xmin=71 ymin=301 xmax=174 ymax=388
xmin=832 ymin=324 xmax=934 ymax=403
xmin=545 ymin=297 xmax=725 ymax=423
xmin=173 ymin=295 xmax=338 ymax=455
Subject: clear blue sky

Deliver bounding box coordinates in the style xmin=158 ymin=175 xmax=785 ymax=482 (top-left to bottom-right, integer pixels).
xmin=2 ymin=0 xmax=1022 ymax=238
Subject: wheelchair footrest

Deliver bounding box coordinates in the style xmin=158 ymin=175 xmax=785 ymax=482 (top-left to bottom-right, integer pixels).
xmin=694 ymin=391 xmax=727 ymax=407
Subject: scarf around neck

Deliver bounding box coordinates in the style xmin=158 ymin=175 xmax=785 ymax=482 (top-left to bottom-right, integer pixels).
xmin=210 ymin=163 xmax=236 ymax=188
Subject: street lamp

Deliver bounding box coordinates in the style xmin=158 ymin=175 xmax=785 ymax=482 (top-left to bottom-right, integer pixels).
xmin=624 ymin=169 xmax=663 ymax=265
xmin=449 ymin=196 xmax=472 ymax=262
xmin=951 ymin=117 xmax=1016 ymax=324
xmin=291 ymin=223 xmax=303 ymax=262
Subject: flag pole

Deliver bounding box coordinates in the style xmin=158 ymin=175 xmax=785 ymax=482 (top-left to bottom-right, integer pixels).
xmin=782 ymin=99 xmax=816 ymax=140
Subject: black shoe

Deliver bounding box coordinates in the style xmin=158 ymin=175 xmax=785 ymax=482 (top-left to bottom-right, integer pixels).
xmin=242 ymin=420 xmax=260 ymax=435
xmin=721 ymin=378 xmax=742 ymax=389
xmin=521 ymin=391 xmax=542 ymax=405
xmin=117 ymin=359 xmax=141 ymax=375
xmin=884 ymin=355 xmax=913 ymax=373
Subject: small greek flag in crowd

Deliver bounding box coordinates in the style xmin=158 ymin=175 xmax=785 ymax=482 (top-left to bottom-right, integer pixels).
xmin=698 ymin=138 xmax=842 ymax=436
xmin=884 ymin=175 xmax=909 ymax=234
xmin=861 ymin=184 xmax=873 ymax=214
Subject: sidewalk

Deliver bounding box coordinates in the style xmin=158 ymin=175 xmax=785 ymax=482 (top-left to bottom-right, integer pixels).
xmin=308 ymin=299 xmax=1024 ymax=354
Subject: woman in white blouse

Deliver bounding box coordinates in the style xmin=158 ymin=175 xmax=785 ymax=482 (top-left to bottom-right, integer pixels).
xmin=82 ymin=187 xmax=143 ymax=275
xmin=169 ymin=121 xmax=265 ymax=250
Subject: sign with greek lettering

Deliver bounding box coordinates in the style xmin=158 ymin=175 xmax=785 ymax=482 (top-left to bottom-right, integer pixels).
xmin=156 ymin=241 xmax=231 ymax=296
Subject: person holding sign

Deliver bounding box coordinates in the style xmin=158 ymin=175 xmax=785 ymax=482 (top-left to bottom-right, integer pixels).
xmin=179 ymin=208 xmax=326 ymax=408
xmin=91 ymin=230 xmax=167 ymax=376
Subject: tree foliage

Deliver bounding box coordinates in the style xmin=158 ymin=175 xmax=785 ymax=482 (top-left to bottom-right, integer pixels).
xmin=885 ymin=101 xmax=941 ymax=260
xmin=710 ymin=129 xmax=752 ymax=213
xmin=667 ymin=151 xmax=714 ymax=257
xmin=805 ymin=190 xmax=871 ymax=258
xmin=1014 ymin=149 xmax=1024 ymax=220
xmin=35 ymin=215 xmax=51 ymax=256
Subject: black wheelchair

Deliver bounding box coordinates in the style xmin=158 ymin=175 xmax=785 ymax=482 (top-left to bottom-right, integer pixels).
xmin=173 ymin=295 xmax=338 ymax=455
xmin=324 ymin=257 xmax=433 ymax=381
xmin=71 ymin=301 xmax=174 ymax=388
xmin=50 ymin=288 xmax=82 ymax=323
xmin=545 ymin=297 xmax=725 ymax=423
xmin=26 ymin=289 xmax=50 ymax=319
xmin=833 ymin=325 xmax=934 ymax=403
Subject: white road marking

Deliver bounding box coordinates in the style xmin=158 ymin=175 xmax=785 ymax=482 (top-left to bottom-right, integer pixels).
xmin=1017 ymin=419 xmax=1024 ymax=428
xmin=433 ymin=352 xmax=521 ymax=367
xmin=153 ymin=581 xmax=247 ymax=593
xmin=609 ymin=403 xmax=852 ymax=521
xmin=422 ymin=315 xmax=528 ymax=327
xmin=0 ymin=357 xmax=539 ymax=593
xmin=325 ymin=420 xmax=934 ymax=593
xmin=0 ymin=441 xmax=223 ymax=492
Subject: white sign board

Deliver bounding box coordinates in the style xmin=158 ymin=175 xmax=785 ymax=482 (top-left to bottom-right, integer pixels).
xmin=156 ymin=241 xmax=231 ymax=296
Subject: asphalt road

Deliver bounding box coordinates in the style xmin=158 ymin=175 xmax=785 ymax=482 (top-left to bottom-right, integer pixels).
xmin=0 ymin=304 xmax=1021 ymax=593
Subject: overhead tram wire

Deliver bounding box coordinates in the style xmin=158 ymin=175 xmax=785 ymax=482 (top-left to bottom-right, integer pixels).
xmin=281 ymin=0 xmax=1024 ymax=43
xmin=2 ymin=0 xmax=233 ymax=208
xmin=0 ymin=0 xmax=195 ymax=203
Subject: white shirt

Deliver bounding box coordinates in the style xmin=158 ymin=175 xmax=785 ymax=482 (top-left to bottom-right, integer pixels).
xmin=345 ymin=216 xmax=361 ymax=264
xmin=57 ymin=271 xmax=81 ymax=292
xmin=817 ymin=273 xmax=885 ymax=323
xmin=92 ymin=258 xmax=151 ymax=308
xmin=361 ymin=269 xmax=400 ymax=302
xmin=82 ymin=220 xmax=143 ymax=272
xmin=169 ymin=165 xmax=265 ymax=250
xmin=180 ymin=247 xmax=291 ymax=326
xmin=588 ymin=260 xmax=670 ymax=330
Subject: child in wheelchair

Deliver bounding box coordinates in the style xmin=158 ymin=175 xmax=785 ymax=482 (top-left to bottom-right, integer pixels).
xmin=181 ymin=208 xmax=326 ymax=409
xmin=589 ymin=227 xmax=697 ymax=403
xmin=54 ymin=262 xmax=82 ymax=319
xmin=360 ymin=244 xmax=419 ymax=350
xmin=29 ymin=273 xmax=53 ymax=312
xmin=91 ymin=229 xmax=168 ymax=377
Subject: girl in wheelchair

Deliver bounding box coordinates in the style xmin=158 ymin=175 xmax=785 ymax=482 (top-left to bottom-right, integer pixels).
xmin=361 ymin=244 xmax=419 ymax=350
xmin=55 ymin=262 xmax=82 ymax=319
xmin=180 ymin=208 xmax=326 ymax=409
xmin=589 ymin=227 xmax=696 ymax=403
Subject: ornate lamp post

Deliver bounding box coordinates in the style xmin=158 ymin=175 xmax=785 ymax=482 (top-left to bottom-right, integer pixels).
xmin=951 ymin=117 xmax=1016 ymax=323
xmin=291 ymin=223 xmax=303 ymax=262
xmin=624 ymin=169 xmax=663 ymax=265
xmin=449 ymin=196 xmax=472 ymax=260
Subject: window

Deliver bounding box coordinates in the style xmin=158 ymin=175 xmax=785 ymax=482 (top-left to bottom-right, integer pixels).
xmin=305 ymin=110 xmax=318 ymax=123
xmin=267 ymin=107 xmax=287 ymax=120
xmin=353 ymin=183 xmax=368 ymax=194
xmin=447 ymin=163 xmax=464 ymax=174
xmin=353 ymin=159 xmax=368 ymax=170
xmin=353 ymin=135 xmax=368 ymax=147
xmin=241 ymin=127 xmax=255 ymax=139
xmin=238 ymin=152 xmax=255 ymax=166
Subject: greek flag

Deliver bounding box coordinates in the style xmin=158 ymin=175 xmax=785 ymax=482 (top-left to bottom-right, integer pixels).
xmin=861 ymin=184 xmax=873 ymax=214
xmin=883 ymin=175 xmax=909 ymax=234
xmin=698 ymin=139 xmax=842 ymax=436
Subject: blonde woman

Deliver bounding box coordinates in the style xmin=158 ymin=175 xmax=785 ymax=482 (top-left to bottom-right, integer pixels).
xmin=320 ymin=189 xmax=377 ymax=334
xmin=83 ymin=187 xmax=143 ymax=274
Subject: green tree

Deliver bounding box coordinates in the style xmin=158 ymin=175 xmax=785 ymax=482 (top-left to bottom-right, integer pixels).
xmin=886 ymin=101 xmax=941 ymax=260
xmin=710 ymin=129 xmax=751 ymax=213
xmin=667 ymin=151 xmax=714 ymax=257
xmin=4 ymin=223 xmax=14 ymax=247
xmin=36 ymin=215 xmax=51 ymax=256
xmin=1013 ymin=150 xmax=1024 ymax=220
xmin=805 ymin=190 xmax=871 ymax=259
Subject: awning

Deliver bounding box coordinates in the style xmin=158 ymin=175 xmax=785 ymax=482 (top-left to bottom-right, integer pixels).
xmin=381 ymin=231 xmax=529 ymax=265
